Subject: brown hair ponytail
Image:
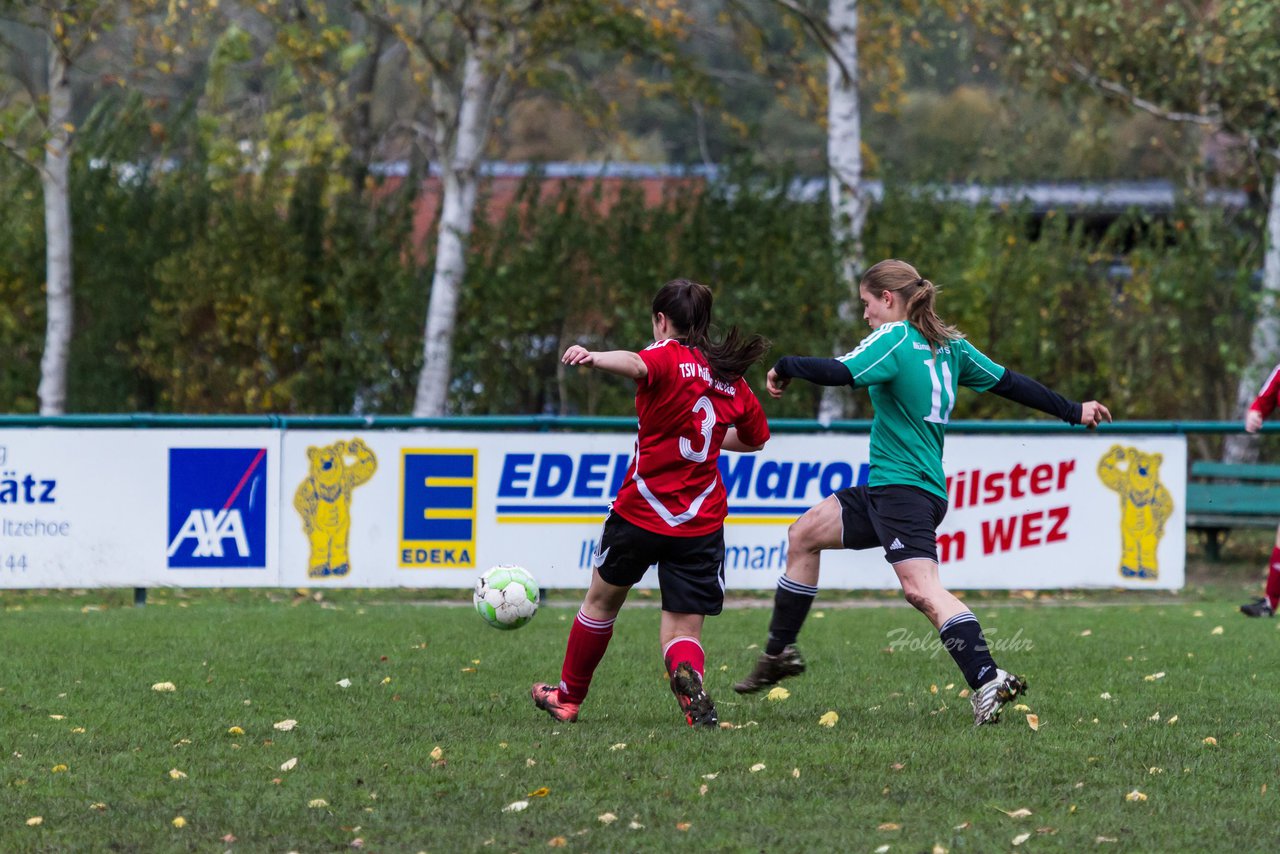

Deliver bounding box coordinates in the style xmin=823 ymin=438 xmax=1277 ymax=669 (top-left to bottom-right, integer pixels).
xmin=652 ymin=279 xmax=770 ymax=382
xmin=860 ymin=259 xmax=964 ymax=349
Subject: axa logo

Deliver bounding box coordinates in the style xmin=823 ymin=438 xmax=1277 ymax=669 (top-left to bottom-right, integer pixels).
xmin=168 ymin=448 xmax=268 ymax=569
xmin=400 ymin=449 xmax=477 ymax=568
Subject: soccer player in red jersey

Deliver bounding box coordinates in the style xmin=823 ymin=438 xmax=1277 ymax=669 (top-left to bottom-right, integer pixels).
xmin=1240 ymin=362 xmax=1280 ymax=617
xmin=532 ymin=279 xmax=771 ymax=726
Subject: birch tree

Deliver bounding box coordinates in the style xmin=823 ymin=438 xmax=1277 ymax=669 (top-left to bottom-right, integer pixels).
xmin=977 ymin=0 xmax=1280 ymax=456
xmin=0 ymin=1 xmax=210 ymax=413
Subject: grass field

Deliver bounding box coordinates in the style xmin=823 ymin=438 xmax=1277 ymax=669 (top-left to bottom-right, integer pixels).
xmin=1 ymin=543 xmax=1277 ymax=853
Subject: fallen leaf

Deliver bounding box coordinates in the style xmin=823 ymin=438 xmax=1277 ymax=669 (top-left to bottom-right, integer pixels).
xmin=1080 ymin=629 xmax=1092 ymax=636
xmin=1167 ymin=716 xmax=1179 ymax=725
xmin=273 ymin=719 xmax=297 ymax=732
xmin=676 ymin=822 xmax=691 ymax=831
xmin=791 ymin=768 xmax=800 ymax=779
xmin=26 ymin=817 xmax=42 ymax=826
xmin=227 ymin=726 xmax=244 ymax=735
xmin=610 ymin=743 xmax=627 ymax=751
xmin=1125 ymin=790 xmax=1148 ymax=802
xmin=1012 ymin=832 xmax=1031 ymax=845
xmin=1148 ymin=767 xmax=1163 ymax=774
xmin=1148 ymin=712 xmax=1161 ymax=721
xmin=1026 ymin=714 xmax=1040 ymax=731
xmin=628 ymin=820 xmax=644 ymax=830
xmin=49 ymin=714 xmax=65 ymax=720
xmin=381 ymin=676 xmax=393 ymax=684
xmin=547 ymin=837 xmax=566 ymax=847
xmin=1143 ymin=672 xmax=1166 ymax=682
xmin=1211 ymin=626 xmax=1224 ymax=635
xmin=528 ymin=787 xmax=550 ymax=798
xmin=168 ymin=769 xmax=187 ymax=780
xmin=336 ymin=678 xmax=352 ymax=688
xmin=503 ymin=801 xmax=528 ymax=813
xmin=954 ymin=822 xmax=971 ymax=829
xmin=930 ymin=684 xmax=939 ymax=694
xmin=308 ymin=799 xmax=329 ymax=809
xmin=766 ymin=687 xmax=790 ymax=701
xmin=891 ymin=763 xmax=905 ymax=771
xmin=280 ymin=758 xmax=298 ymax=772
xmin=151 ymin=682 xmax=176 ymax=692
xmin=526 ymin=758 xmax=536 ymax=767
xmin=999 ymin=808 xmax=1033 ymax=818
xmin=702 ymin=773 xmax=719 ymax=780
xmin=1013 ymin=704 xmax=1031 ymax=712
xmin=430 ymin=746 xmax=443 ymax=761
xmin=698 ymin=784 xmax=708 ymax=796
xmin=172 ymin=816 xmax=186 ymax=828
xmin=877 ymin=822 xmax=901 ymax=831
xmin=750 ymin=763 xmax=766 ymax=773
xmin=90 ymin=803 xmax=107 ymax=811
xmin=1097 ymin=836 xmax=1118 ymax=843
xmin=51 ymin=764 xmax=68 ymax=773
xmin=1100 ymin=692 xmax=1112 ymax=700
xmin=932 ymin=845 xmax=948 ymax=854
xmin=875 ymin=846 xmax=890 ymax=854
xmin=598 ymin=812 xmax=617 ymax=824
xmin=350 ymin=839 xmax=364 ymax=849
xmin=70 ymin=727 xmax=85 ymax=734
xmin=1203 ymin=737 xmax=1217 ymax=746
xmin=221 ymin=834 xmax=236 ymax=843
xmin=818 ymin=711 xmax=839 ymax=727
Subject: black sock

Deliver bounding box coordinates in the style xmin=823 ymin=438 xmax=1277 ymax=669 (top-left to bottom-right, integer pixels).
xmin=765 ymin=576 xmax=818 ymax=655
xmin=939 ymin=611 xmax=999 ymax=690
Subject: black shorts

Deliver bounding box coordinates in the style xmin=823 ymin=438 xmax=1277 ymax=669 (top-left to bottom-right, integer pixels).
xmin=835 ymin=484 xmax=948 ymax=564
xmin=592 ymin=510 xmax=726 ymax=616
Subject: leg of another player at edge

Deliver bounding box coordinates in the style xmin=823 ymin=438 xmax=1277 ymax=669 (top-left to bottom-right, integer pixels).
xmin=895 ymin=558 xmax=1000 ymax=691
xmin=557 ymin=571 xmax=630 ymax=705
xmin=764 ymin=497 xmax=843 ymax=655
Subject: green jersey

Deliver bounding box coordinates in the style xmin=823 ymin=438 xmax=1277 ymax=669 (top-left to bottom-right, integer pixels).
xmin=837 ymin=321 xmax=1005 ymax=500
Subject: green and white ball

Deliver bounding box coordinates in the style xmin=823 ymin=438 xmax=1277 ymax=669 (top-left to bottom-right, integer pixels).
xmin=473 ymin=564 xmax=540 ymax=630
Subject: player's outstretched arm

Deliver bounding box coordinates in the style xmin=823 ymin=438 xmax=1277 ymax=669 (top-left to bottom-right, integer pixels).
xmin=991 ymin=368 xmax=1110 ymax=428
xmin=561 ymin=345 xmax=647 ymax=380
xmin=768 ymin=356 xmax=854 ymax=399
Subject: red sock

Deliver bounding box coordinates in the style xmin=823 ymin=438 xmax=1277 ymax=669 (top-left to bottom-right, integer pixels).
xmin=558 ymin=611 xmax=615 ymax=703
xmin=1266 ymin=547 xmax=1280 ymax=611
xmin=662 ymin=636 xmax=706 ymax=680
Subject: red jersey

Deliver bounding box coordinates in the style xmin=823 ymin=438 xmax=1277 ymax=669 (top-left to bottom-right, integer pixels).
xmin=611 ymin=338 xmax=770 ymax=537
xmin=1250 ymin=363 xmax=1280 ymax=417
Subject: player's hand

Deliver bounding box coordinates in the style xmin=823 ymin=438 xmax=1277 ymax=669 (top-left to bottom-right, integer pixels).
xmin=1080 ymin=401 xmax=1112 ymax=429
xmin=766 ymin=367 xmax=790 ymax=399
xmin=1245 ymin=409 xmax=1264 ymax=433
xmin=562 ymin=345 xmax=595 ymax=366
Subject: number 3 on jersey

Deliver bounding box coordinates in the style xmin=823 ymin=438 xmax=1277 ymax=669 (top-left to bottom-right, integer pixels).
xmin=923 ymin=357 xmax=956 ymax=424
xmin=680 ymin=396 xmax=715 ymax=462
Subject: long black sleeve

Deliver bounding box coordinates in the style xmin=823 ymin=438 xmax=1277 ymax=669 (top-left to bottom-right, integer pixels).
xmin=990 ymin=368 xmax=1083 ymax=424
xmin=773 ymin=356 xmax=855 ymax=387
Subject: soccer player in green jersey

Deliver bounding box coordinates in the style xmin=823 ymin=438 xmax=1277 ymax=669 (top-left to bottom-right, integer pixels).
xmin=733 ymin=258 xmax=1111 ymax=726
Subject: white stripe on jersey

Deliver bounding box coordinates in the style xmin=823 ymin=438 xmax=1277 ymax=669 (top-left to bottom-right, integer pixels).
xmin=838 ymin=321 xmax=909 ymax=383
xmin=631 ymin=443 xmax=718 ymax=528
xmin=1257 ymin=363 xmax=1280 ymax=398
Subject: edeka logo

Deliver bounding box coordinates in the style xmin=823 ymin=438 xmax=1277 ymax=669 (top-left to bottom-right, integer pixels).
xmin=168 ymin=448 xmax=267 ymax=569
xmin=401 ymin=450 xmax=477 ymax=568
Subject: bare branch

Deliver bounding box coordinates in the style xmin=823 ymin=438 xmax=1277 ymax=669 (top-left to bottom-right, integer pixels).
xmin=1068 ymin=60 xmax=1220 ymax=128
xmin=762 ymin=0 xmax=852 ymax=85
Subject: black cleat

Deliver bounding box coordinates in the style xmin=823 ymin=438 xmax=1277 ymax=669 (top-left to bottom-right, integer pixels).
xmin=1240 ymin=597 xmax=1275 ymax=618
xmin=733 ymin=645 xmax=807 ymax=694
xmin=670 ymin=662 xmax=719 ymax=728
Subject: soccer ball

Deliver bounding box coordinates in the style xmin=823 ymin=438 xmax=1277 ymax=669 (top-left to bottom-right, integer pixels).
xmin=473 ymin=564 xmax=540 ymax=630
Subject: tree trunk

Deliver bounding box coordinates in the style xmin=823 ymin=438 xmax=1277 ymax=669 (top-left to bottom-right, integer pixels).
xmin=412 ymin=40 xmax=493 ymax=417
xmin=38 ymin=38 xmax=73 ymax=416
xmin=1223 ymin=167 xmax=1280 ymax=463
xmin=819 ymin=0 xmax=866 ymax=422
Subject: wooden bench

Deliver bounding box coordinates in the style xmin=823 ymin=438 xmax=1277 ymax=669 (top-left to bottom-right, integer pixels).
xmin=1186 ymin=461 xmax=1280 ymax=559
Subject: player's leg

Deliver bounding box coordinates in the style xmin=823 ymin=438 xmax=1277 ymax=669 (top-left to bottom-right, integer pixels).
xmin=1240 ymin=522 xmax=1280 ymax=617
xmin=532 ymin=513 xmax=648 ymax=722
xmin=656 ymin=529 xmax=725 ymax=727
xmin=734 ymin=493 xmax=852 ymax=694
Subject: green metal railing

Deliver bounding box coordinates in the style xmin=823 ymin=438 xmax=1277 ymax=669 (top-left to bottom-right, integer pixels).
xmin=0 ymin=414 xmax=1273 ymax=434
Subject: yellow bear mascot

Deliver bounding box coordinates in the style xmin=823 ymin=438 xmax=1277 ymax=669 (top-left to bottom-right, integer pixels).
xmin=295 ymin=438 xmax=378 ymax=578
xmin=1097 ymin=444 xmax=1174 ymax=580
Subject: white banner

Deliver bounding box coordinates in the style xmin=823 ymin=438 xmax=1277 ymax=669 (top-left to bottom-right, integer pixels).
xmin=0 ymin=430 xmax=280 ymax=588
xmin=277 ymin=431 xmax=1185 ymax=591
xmin=0 ymin=429 xmax=1185 ymax=590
